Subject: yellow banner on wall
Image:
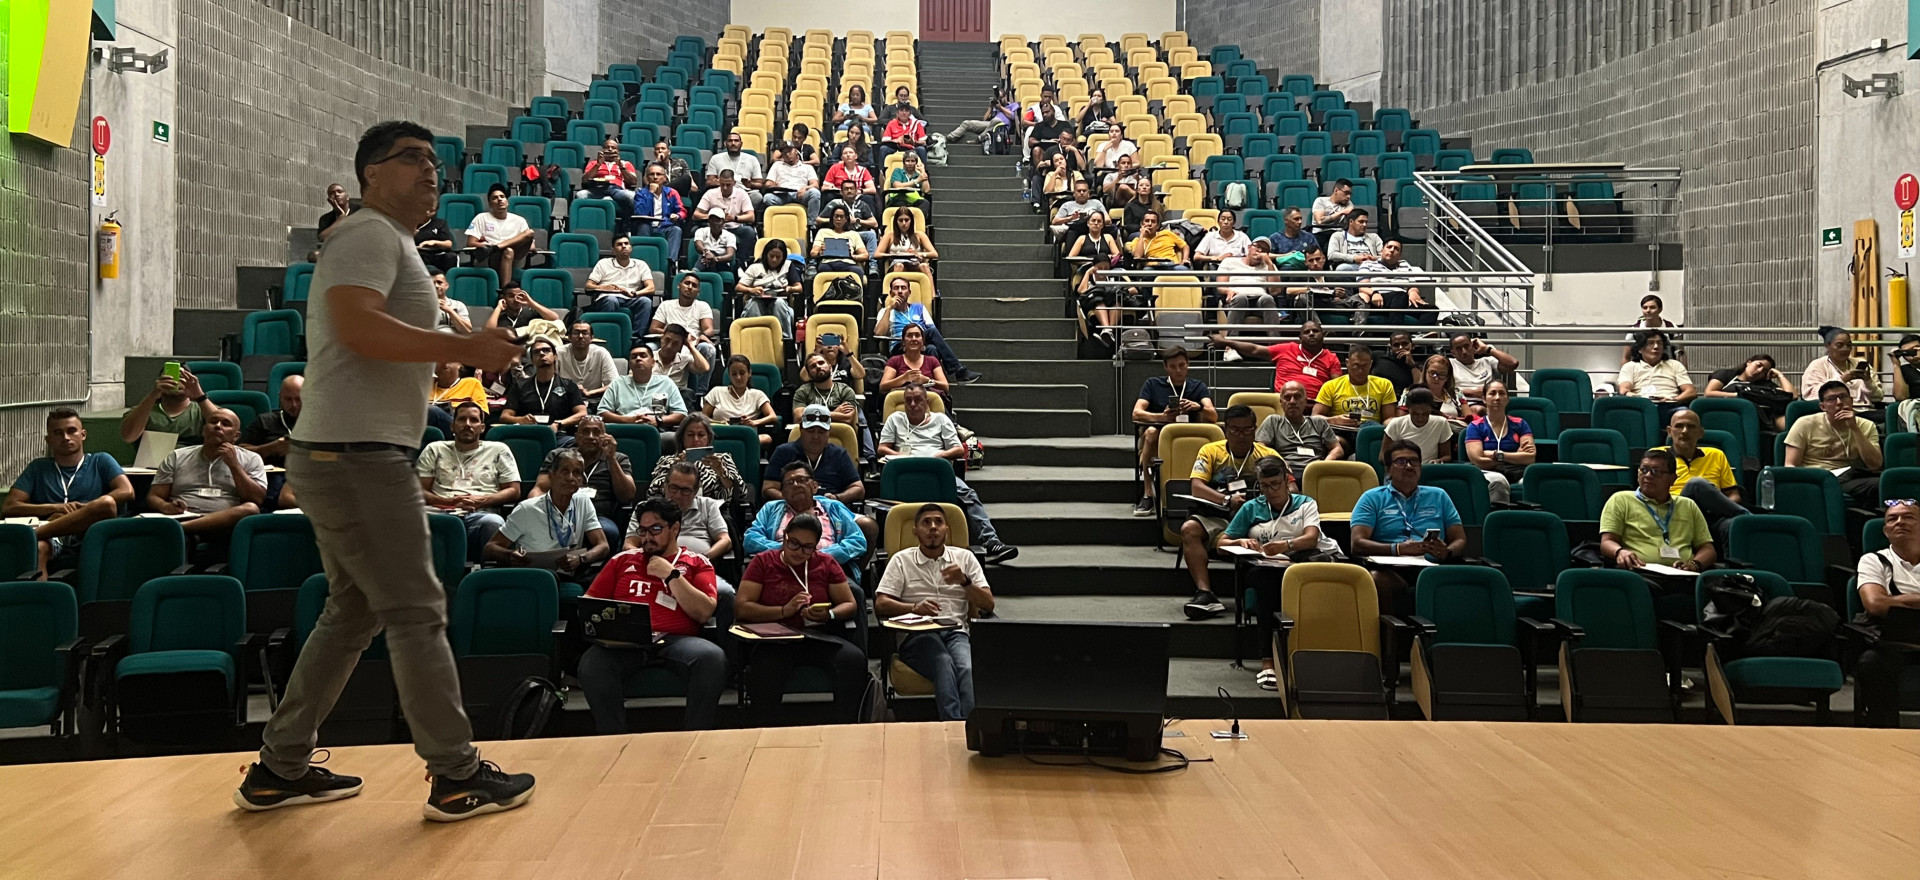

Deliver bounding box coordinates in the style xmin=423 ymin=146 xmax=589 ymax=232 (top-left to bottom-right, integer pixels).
xmin=7 ymin=0 xmax=91 ymax=147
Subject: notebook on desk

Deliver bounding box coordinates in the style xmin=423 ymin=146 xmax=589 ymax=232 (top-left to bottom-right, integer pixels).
xmin=820 ymin=236 xmax=854 ymax=259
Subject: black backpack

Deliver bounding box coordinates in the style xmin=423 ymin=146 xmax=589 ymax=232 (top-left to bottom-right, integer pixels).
xmin=479 ymin=676 xmax=563 ymax=740
xmin=1700 ymin=571 xmax=1766 ymax=641
xmin=1742 ymin=597 xmax=1841 ymax=659
xmin=824 ymin=273 xmax=864 ymax=304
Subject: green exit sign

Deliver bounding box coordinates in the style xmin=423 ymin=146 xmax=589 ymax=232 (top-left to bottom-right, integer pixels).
xmin=1822 ymin=227 xmax=1843 ymax=248
xmin=151 ymin=121 xmax=169 ymax=143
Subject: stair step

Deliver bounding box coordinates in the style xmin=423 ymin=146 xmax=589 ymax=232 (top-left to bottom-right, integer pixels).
xmin=990 ymin=595 xmax=1244 ymax=659
xmin=934 ymin=200 xmax=1038 ymax=218
xmin=951 ymin=381 xmax=1088 ymax=409
xmin=938 ymin=279 xmax=1063 ymax=299
xmin=960 ymin=407 xmax=1091 ymax=438
xmin=938 ymin=295 xmax=1064 ymax=320
xmin=935 ymin=242 xmax=1055 ymax=261
xmin=977 ymin=435 xmax=1136 ymax=468
xmin=966 ymin=465 xmax=1133 ymax=503
xmin=984 ymin=501 xmax=1162 ymax=546
xmin=932 ymin=227 xmax=1047 ymax=246
xmin=943 ymin=336 xmax=1078 ymax=359
xmin=935 ymin=259 xmax=1056 ymax=280
xmin=939 ymin=316 xmax=1078 ymax=338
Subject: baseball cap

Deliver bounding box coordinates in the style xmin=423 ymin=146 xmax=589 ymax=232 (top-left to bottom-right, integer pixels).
xmin=801 ymin=404 xmax=832 ymax=430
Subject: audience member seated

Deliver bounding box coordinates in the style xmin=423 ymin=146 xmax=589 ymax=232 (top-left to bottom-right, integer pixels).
xmin=483 ymin=448 xmax=610 ymax=579
xmin=500 ymin=337 xmax=589 ymax=440
xmin=824 ymin=148 xmax=877 ymax=201
xmin=1621 ymin=293 xmax=1683 ymax=364
xmin=736 ymin=511 xmax=867 ymax=726
xmin=598 ymin=346 xmax=687 ymax=429
xmin=875 ymin=207 xmax=938 ymax=276
xmin=1131 ymin=345 xmax=1217 ymax=515
xmin=1075 ymin=87 xmax=1116 ymax=136
xmin=1037 ymin=152 xmax=1084 ymax=211
xmin=1326 ymin=209 xmax=1383 ymax=270
xmin=558 ymin=321 xmax=618 ymax=399
xmin=1213 ymin=456 xmax=1344 ymax=690
xmin=881 ymin=104 xmax=928 ymax=165
xmin=527 ymin=415 xmax=635 ymax=540
xmin=465 ymin=184 xmax=534 ymax=282
xmin=691 ymin=212 xmax=739 ymax=275
xmin=431 ymin=271 xmax=471 ymax=332
xmin=1616 ymin=331 xmax=1694 ymax=426
xmin=647 ymin=412 xmax=742 ymax=503
xmin=646 ymin=462 xmax=734 ymax=566
xmin=1314 ymin=344 xmax=1399 ymax=445
xmin=764 ymin=406 xmax=866 ymax=509
xmin=1090 ymin=124 xmax=1137 ymax=170
xmin=580 ymin=496 xmax=725 ymax=733
xmin=816 ymin=335 xmax=870 ymax=396
xmin=633 ymin=162 xmax=687 ymax=264
xmin=1210 ymin=319 xmax=1341 ymax=396
xmin=1283 ymin=248 xmax=1342 ymax=316
xmin=240 ymin=373 xmax=302 ymax=509
xmin=1894 ymin=334 xmax=1920 ymax=405
xmin=1350 ymin=440 xmax=1467 ymax=610
xmin=1785 ymin=379 xmax=1884 ymax=507
xmin=693 ymin=170 xmax=758 ymax=260
xmin=1102 ymin=153 xmax=1147 ymax=205
xmin=416 ymin=215 xmax=457 ymax=274
xmin=1251 ymin=380 xmax=1345 ymax=491
xmin=1219 ymin=238 xmax=1281 ymax=328
xmin=838 ymin=126 xmax=876 ymax=170
xmin=119 ymin=364 xmax=217 ymax=445
xmin=5 ymin=407 xmax=134 ymax=576
xmin=1650 ymin=408 xmax=1746 ymax=543
xmin=764 ymin=142 xmax=823 ymax=219
xmin=833 ymin=84 xmax=879 ymax=140
xmin=705 ymin=131 xmax=765 ymax=211
xmin=1355 ymin=240 xmax=1433 ymax=325
xmin=737 ymin=239 xmax=799 ymax=335
xmin=883 ymin=151 xmax=931 ymax=209
xmin=813 ymin=204 xmax=872 ymax=276
xmin=1407 ymin=354 xmax=1467 ymax=423
xmin=1178 ymin=404 xmax=1281 ymax=619
xmin=875 ymin=276 xmax=981 ymax=382
xmin=1312 ymin=178 xmax=1359 ymax=236
xmin=1384 ymin=388 xmax=1455 ymax=464
xmin=1267 ymin=207 xmax=1319 ymax=256
xmin=653 ymin=140 xmax=699 ymax=201
xmin=1120 ymin=177 xmax=1160 ymax=238
xmin=655 ymin=324 xmax=714 ymax=404
xmin=1599 ymin=448 xmax=1716 ymax=577
xmin=418 ymin=402 xmax=521 ymax=559
xmin=147 ymin=408 xmax=266 ymax=548
xmin=1802 ymin=326 xmax=1885 ymax=421
xmin=485 ymin=282 xmax=560 ymax=333
xmin=746 ymin=461 xmax=868 ymax=578
xmin=479 ymin=354 xmax=528 ymax=413
xmin=1127 ymin=209 xmax=1190 ymax=269
xmin=1372 ymin=332 xmax=1419 ymax=393
xmin=1448 ymin=333 xmax=1518 ymax=400
xmin=878 ymin=385 xmax=1019 ymax=564
xmin=1704 ymin=352 xmax=1794 ymax=431
xmin=1022 ymin=86 xmax=1072 ymax=172
xmin=431 ymin=361 xmax=490 ymax=415
xmin=793 ymin=353 xmax=867 ymax=456
xmin=705 ymin=354 xmax=780 ymax=448
xmin=1069 ymin=216 xmax=1125 ymax=344
xmin=586 ymin=234 xmax=658 ymax=331
xmin=579 ymin=137 xmax=640 ymax=227
xmin=945 ymin=87 xmax=1019 ymax=144
xmin=819 ymin=179 xmax=880 ymax=255
xmin=653 ymin=273 xmax=718 ymax=383
xmin=1853 ymin=501 xmax=1920 ymax=728
xmin=1194 ymin=209 xmax=1252 ymax=271
xmin=316 ymin=181 xmax=353 ymax=241
xmin=875 ymin=503 xmax=994 ymax=720
xmin=1462 ymin=381 xmax=1533 ymax=503
xmin=879 ymin=325 xmax=949 ymax=396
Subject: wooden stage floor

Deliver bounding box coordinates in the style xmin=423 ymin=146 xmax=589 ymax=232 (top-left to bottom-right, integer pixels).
xmin=2 ymin=720 xmax=1917 ymax=879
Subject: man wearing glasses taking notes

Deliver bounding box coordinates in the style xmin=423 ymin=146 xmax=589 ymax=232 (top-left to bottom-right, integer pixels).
xmin=1599 ymin=449 xmax=1716 ymax=579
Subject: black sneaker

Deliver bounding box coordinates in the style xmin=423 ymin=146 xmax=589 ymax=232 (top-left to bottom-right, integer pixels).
xmin=422 ymin=760 xmax=536 ymax=823
xmin=1184 ymin=591 xmax=1226 ymax=620
xmin=982 ymin=542 xmax=1020 ymax=565
xmin=233 ymin=752 xmax=363 ymax=812
xmin=1132 ymin=496 xmax=1156 ymax=517
xmin=955 ymin=369 xmax=985 ymax=384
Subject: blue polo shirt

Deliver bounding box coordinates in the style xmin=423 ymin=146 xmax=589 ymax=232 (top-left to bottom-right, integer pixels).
xmin=1351 ymin=483 xmax=1461 ymax=545
xmin=12 ymin=453 xmax=125 ymax=506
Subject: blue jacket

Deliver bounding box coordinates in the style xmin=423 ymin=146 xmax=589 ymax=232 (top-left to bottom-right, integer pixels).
xmin=634 ymin=186 xmax=684 ymax=223
xmin=745 ymin=497 xmax=868 ymax=568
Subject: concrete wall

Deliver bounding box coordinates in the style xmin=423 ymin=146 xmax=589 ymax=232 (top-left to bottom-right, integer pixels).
xmin=546 ymin=0 xmax=600 ymax=93
xmin=1318 ymin=0 xmax=1382 ymax=104
xmin=174 ymin=0 xmax=537 ymax=310
xmin=992 ymin=0 xmax=1177 ymax=40
xmin=1181 ymin=0 xmax=1319 ymax=80
xmin=1378 ymin=0 xmax=1817 ymax=369
xmin=89 ymin=0 xmax=179 ymax=409
xmin=0 ymin=35 xmax=93 ymax=474
xmin=600 ymin=0 xmax=726 ymax=67
xmin=1815 ymin=0 xmax=1920 ymax=336
xmin=729 ymin=0 xmax=917 ymax=36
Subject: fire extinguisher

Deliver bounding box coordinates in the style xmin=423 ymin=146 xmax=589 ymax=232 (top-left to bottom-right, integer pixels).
xmin=1891 ymin=267 xmax=1910 ymax=329
xmin=97 ymin=214 xmax=122 ymax=279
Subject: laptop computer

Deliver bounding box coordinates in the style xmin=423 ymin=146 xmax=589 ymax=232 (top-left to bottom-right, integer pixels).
xmin=578 ymin=597 xmax=654 ymax=648
xmin=966 ymin=620 xmax=1170 ymax=761
xmin=820 ymin=236 xmax=854 ymax=259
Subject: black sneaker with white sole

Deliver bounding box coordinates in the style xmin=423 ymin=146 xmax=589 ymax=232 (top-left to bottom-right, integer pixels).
xmin=1184 ymin=591 xmax=1226 ymax=620
xmin=982 ymin=542 xmax=1020 ymax=565
xmin=423 ymin=760 xmax=536 ymax=822
xmin=1132 ymin=496 xmax=1156 ymax=516
xmin=233 ymin=752 xmax=363 ymax=812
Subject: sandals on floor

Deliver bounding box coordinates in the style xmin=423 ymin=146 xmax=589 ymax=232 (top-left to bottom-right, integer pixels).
xmin=1255 ymin=669 xmax=1278 ymax=691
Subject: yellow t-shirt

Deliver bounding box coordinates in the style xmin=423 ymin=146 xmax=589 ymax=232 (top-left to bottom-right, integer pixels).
xmin=1133 ymin=230 xmax=1186 ymax=261
xmin=1315 ymin=375 xmax=1397 ymax=423
xmin=1653 ymin=445 xmax=1735 ymax=492
xmin=1190 ymin=440 xmax=1282 ymax=490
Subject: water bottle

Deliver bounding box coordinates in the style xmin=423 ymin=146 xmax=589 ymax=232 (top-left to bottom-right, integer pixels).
xmin=1759 ymin=467 xmax=1775 ymax=511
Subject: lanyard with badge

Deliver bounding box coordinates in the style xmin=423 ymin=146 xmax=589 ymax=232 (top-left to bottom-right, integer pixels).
xmin=1635 ymin=491 xmax=1684 ymax=560
xmin=1393 ymin=487 xmax=1423 ymax=536
xmin=533 ymin=378 xmax=558 ymax=424
xmin=1219 ymin=447 xmax=1254 ymax=494
xmin=546 ymin=496 xmax=577 ymax=548
xmin=55 ymin=460 xmax=82 ymax=503
xmin=785 ymin=556 xmax=812 ymax=611
xmin=646 ymin=548 xmax=688 ymax=610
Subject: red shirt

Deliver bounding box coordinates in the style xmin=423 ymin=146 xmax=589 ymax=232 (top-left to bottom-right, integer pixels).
xmin=883 ymin=118 xmax=926 ymax=146
xmin=1266 ymin=342 xmax=1343 ymax=397
xmin=584 ymin=548 xmax=718 ymax=636
xmin=743 ymin=548 xmax=847 ymax=629
xmin=824 ymin=163 xmax=872 ymax=190
xmin=584 ymin=159 xmax=636 ymax=187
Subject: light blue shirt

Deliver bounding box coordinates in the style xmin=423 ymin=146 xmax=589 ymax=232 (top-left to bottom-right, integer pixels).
xmin=598 ymin=373 xmax=686 ymax=418
xmin=1351 ymin=484 xmax=1461 ymax=545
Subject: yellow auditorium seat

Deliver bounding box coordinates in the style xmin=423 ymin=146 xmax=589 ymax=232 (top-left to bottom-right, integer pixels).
xmin=1162 ymin=178 xmax=1203 ymax=211
xmin=730 ymin=316 xmax=785 ymax=364
xmin=884 ymin=271 xmax=936 ymax=310
xmin=1120 ymin=33 xmax=1150 ymax=52
xmin=1302 ymin=461 xmax=1379 ymax=514
xmin=1157 ymin=423 xmax=1224 ymax=542
xmin=1163 ymin=32 xmax=1191 ymax=51
xmin=789 ymin=422 xmax=860 ymax=462
xmin=883 ymin=388 xmax=945 ymax=423
xmin=1227 ymin=392 xmax=1281 ymax=425
xmin=1275 ymin=563 xmax=1384 ymax=719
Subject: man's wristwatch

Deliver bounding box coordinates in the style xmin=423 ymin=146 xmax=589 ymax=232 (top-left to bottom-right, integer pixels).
xmin=191 ymin=395 xmax=208 ymax=403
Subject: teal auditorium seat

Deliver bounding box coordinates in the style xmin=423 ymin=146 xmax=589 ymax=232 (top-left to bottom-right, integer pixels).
xmin=1693 ymin=569 xmax=1843 ymax=725
xmin=282 ymin=263 xmax=315 ymax=303
xmin=485 ymin=425 xmax=559 ymax=484
xmin=1407 ymin=566 xmax=1547 ymax=721
xmin=1530 ymin=369 xmax=1592 ymax=414
xmin=242 ymin=310 xmax=303 ymax=357
xmin=266 ymin=361 xmax=304 ymax=407
xmin=105 ymin=575 xmax=248 ymax=744
xmin=1550 ymin=569 xmax=1678 ymax=723
xmin=0 ymin=581 xmax=81 ymax=733
xmin=1479 ymin=510 xmax=1568 ymax=620
xmin=184 ymin=360 xmax=242 ymax=392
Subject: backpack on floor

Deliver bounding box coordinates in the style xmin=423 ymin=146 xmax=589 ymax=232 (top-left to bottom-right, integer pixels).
xmin=926 ymin=134 xmax=950 ymax=166
xmin=480 ymin=676 xmax=563 ymax=740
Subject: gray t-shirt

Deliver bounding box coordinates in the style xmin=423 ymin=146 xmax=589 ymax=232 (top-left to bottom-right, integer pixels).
xmin=296 ymin=209 xmax=438 ymax=448
xmin=557 ymin=345 xmax=617 ymax=392
xmin=1255 ymin=413 xmax=1337 ymax=477
xmin=631 ymin=494 xmax=728 ymax=555
xmin=154 ymin=446 xmax=268 ymax=515
xmin=415 ymin=440 xmax=520 ymax=511
xmin=881 ymin=411 xmax=962 ymax=457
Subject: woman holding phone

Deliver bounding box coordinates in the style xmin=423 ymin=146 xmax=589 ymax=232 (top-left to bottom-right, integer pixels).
xmin=647 ymin=412 xmax=742 ymax=501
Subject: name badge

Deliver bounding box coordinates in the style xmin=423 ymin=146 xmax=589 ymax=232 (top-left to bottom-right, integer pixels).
xmin=1227 ymin=479 xmax=1249 ymax=493
xmin=576 ymin=486 xmax=597 ymax=499
xmin=532 ymin=415 xmax=551 ymax=425
xmin=1302 ymin=366 xmax=1319 ymax=378
xmin=194 ymin=487 xmax=224 ymax=498
xmin=1174 ymin=414 xmax=1190 ymax=423
xmin=1659 ymin=543 xmax=1683 ymax=560
xmin=1295 ymin=446 xmax=1315 ymax=458
xmin=655 ymin=590 xmax=678 ymax=610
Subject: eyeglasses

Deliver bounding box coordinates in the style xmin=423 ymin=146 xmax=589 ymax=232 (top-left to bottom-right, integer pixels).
xmin=1821 ymin=395 xmax=1852 ymax=404
xmin=1389 ymin=459 xmax=1421 ymax=469
xmin=783 ymin=538 xmax=819 ymax=552
xmin=1636 ymin=466 xmax=1672 ymax=476
xmin=1886 ymin=499 xmax=1918 ymax=509
xmin=631 ymin=523 xmax=670 ymax=536
xmin=369 ymin=148 xmax=444 ymax=171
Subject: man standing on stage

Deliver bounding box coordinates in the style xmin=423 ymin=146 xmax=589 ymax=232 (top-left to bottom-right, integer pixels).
xmin=236 ymin=121 xmax=533 ymax=822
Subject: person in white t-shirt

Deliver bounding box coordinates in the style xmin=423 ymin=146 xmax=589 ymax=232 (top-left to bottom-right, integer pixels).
xmin=704 ymin=131 xmax=766 ymax=211
xmin=1090 ymin=125 xmax=1138 ymax=170
xmin=1855 ymin=500 xmax=1920 ymax=727
xmin=585 ymin=234 xmax=656 ymax=333
xmin=763 ymin=142 xmax=823 ymax=219
xmin=464 ymin=184 xmax=534 ymax=283
xmin=874 ymin=504 xmax=994 ymax=719
xmin=1447 ymin=333 xmax=1520 ymax=400
xmin=1193 ymin=209 xmax=1252 ymax=269
xmin=1617 ymin=329 xmax=1696 ymax=423
xmin=1383 ymin=388 xmax=1456 ymax=463
xmin=690 ymin=213 xmax=738 ymax=273
xmin=652 ymin=274 xmax=718 ymax=397
xmin=557 ymin=321 xmax=618 ymax=398
xmin=878 ymin=385 xmax=1017 ymax=564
